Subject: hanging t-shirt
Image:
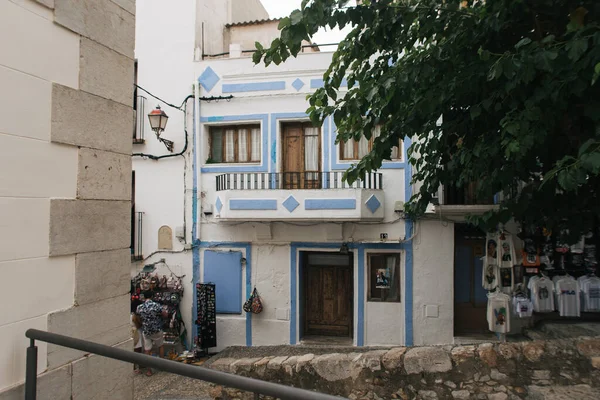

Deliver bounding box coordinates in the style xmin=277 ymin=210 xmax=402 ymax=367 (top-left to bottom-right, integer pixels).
xmin=581 ymin=276 xmax=600 ymax=312
xmin=499 ymin=233 xmax=516 ymax=266
xmin=486 ymin=233 xmax=500 ymax=265
xmin=522 ymin=238 xmax=541 ymax=267
xmin=529 ymin=276 xmax=555 ymax=312
xmin=513 ymin=297 xmax=534 ymax=318
xmin=500 ymin=267 xmax=513 ymax=294
xmin=556 ymin=277 xmax=580 ymax=317
xmin=482 ymin=264 xmax=500 ymax=290
xmin=487 ymin=293 xmax=511 ymax=333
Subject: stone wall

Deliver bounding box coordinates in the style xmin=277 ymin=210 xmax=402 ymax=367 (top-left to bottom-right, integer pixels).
xmin=206 ymin=337 xmax=600 ymax=400
xmin=0 ymin=0 xmax=135 ymax=398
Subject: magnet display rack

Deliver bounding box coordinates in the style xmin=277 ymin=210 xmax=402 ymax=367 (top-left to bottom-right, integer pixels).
xmin=195 ymin=283 xmax=217 ymax=354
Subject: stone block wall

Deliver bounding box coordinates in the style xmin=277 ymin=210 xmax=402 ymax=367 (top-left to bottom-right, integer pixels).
xmin=206 ymin=337 xmax=600 ymax=400
xmin=0 ymin=0 xmax=135 ymax=398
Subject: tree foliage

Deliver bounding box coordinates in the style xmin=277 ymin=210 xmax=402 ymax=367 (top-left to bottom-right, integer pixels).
xmin=254 ymin=0 xmax=600 ymax=241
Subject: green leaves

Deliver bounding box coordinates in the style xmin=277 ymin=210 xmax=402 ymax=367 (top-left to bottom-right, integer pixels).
xmin=566 ymin=38 xmax=588 ymax=61
xmin=515 ymin=37 xmax=531 ymax=49
xmin=253 ymin=0 xmax=600 ymax=236
xmin=290 ymin=10 xmax=303 ymax=25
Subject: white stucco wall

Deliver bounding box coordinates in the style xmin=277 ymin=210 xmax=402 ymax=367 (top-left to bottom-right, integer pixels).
xmin=0 ymin=0 xmax=79 ymax=391
xmin=135 ymin=1 xmax=457 ymax=351
xmin=364 ymin=250 xmax=405 ymax=346
xmin=134 ymin=0 xmax=197 ymax=260
xmin=196 ymin=0 xmax=270 ymax=56
xmin=230 ymin=0 xmax=269 ymax=24
xmin=412 ymin=220 xmax=455 ymax=346
xmin=228 ymin=20 xmax=281 ymax=52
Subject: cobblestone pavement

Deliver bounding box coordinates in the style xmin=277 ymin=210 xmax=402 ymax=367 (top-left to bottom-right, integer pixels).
xmin=134 ymin=370 xmax=213 ymax=400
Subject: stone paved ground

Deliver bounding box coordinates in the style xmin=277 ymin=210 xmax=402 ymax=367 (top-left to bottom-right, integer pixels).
xmin=134 ymin=370 xmax=213 ymax=400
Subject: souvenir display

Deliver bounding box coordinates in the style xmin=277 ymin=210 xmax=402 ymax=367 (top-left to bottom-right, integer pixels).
xmin=196 ymin=283 xmax=217 ymax=350
xmin=131 ymin=272 xmax=186 ymax=348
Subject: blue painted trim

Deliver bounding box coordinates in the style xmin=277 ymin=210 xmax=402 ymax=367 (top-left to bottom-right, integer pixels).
xmin=357 ymin=247 xmax=365 ymax=346
xmin=305 ymin=199 xmax=356 ymax=210
xmin=290 ymin=247 xmax=297 ymax=344
xmin=310 ymin=79 xmax=348 ymax=89
xmin=191 ymin=104 xmax=199 ymax=350
xmin=200 ymin=114 xmax=269 ymax=173
xmin=330 ymin=121 xmax=408 ymax=170
xmin=404 ymin=140 xmax=414 ymax=347
xmin=245 ymin=245 xmax=252 ymax=347
xmin=230 ymin=199 xmax=277 ymax=210
xmin=198 ymin=66 xmax=220 ymax=92
xmin=310 ymin=79 xmax=325 ymax=89
xmin=192 ymin=241 xmax=253 ymax=347
xmin=323 ymin=117 xmax=331 ymax=179
xmin=289 ymin=241 xmax=410 ymax=347
xmin=223 ymin=81 xmax=286 ymax=93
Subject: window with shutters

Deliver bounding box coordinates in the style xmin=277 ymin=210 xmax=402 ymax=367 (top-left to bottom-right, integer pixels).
xmin=208 ymin=125 xmax=261 ymax=163
xmin=340 ymin=125 xmax=403 ymax=161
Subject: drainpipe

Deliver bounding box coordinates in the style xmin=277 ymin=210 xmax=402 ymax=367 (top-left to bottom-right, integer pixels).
xmin=193 ymin=80 xmax=201 ymax=244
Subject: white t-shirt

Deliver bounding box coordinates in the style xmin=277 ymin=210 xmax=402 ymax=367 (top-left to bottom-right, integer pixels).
xmin=581 ymin=276 xmax=600 ymax=312
xmin=513 ymin=296 xmax=533 ymax=318
xmin=487 ymin=293 xmax=511 ymax=333
xmin=483 ymin=264 xmax=500 ymax=290
xmin=499 ymin=234 xmax=517 ymax=267
xmin=529 ymin=276 xmax=555 ymax=312
xmin=556 ymin=277 xmax=580 ymax=317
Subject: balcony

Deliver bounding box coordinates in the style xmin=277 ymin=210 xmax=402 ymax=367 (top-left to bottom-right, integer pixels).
xmin=213 ymin=172 xmax=384 ymax=222
xmin=431 ymin=182 xmax=498 ymax=219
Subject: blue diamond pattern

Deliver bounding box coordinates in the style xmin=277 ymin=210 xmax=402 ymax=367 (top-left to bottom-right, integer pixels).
xmin=215 ymin=197 xmax=223 ymax=213
xmin=283 ymin=196 xmax=300 ymax=213
xmin=365 ymin=195 xmax=381 ymax=214
xmin=198 ymin=67 xmax=220 ymax=92
xmin=292 ymin=78 xmax=305 ymax=92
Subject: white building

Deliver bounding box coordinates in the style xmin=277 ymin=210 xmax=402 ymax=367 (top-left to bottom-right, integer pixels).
xmin=1 ymin=0 xmax=135 ymax=398
xmin=134 ymin=0 xmax=509 ymax=353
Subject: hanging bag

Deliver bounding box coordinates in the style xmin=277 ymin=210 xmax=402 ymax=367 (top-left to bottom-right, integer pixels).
xmin=243 ymin=290 xmax=254 ymax=313
xmin=250 ymin=288 xmax=263 ymax=314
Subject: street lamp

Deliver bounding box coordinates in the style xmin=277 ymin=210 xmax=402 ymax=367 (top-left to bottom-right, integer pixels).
xmin=148 ymin=105 xmax=174 ymax=152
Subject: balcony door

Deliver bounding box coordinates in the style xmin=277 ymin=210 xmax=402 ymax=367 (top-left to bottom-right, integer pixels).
xmin=282 ymin=122 xmax=321 ymax=189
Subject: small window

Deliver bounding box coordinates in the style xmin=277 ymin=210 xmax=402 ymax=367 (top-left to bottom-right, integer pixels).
xmin=208 ymin=125 xmax=261 ymax=163
xmin=340 ymin=125 xmax=402 ymax=161
xmin=367 ymin=253 xmax=401 ymax=302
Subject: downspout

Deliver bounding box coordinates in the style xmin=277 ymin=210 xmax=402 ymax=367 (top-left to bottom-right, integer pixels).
xmin=193 ymin=81 xmax=201 ymax=244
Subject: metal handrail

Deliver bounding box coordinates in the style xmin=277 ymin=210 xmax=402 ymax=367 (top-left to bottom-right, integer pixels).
xmin=24 ymin=329 xmax=344 ymax=400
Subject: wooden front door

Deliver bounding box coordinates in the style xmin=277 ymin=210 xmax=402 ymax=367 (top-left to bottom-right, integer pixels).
xmin=454 ymin=227 xmax=488 ymax=335
xmin=282 ymin=122 xmax=321 ymax=189
xmin=304 ymin=263 xmax=353 ymax=337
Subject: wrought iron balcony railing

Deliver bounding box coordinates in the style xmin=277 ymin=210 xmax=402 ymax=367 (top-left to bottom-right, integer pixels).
xmin=215 ymin=171 xmax=383 ymax=191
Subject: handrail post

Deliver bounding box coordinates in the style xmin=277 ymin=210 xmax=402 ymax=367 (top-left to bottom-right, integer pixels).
xmin=25 ymin=339 xmax=37 ymax=400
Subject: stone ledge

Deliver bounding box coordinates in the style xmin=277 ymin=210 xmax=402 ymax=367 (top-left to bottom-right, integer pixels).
xmin=53 ymin=0 xmax=135 ymax=58
xmin=205 ymin=336 xmax=600 ymax=400
xmin=51 ymin=83 xmax=133 ymax=155
xmin=49 ymin=199 xmax=130 ymax=256
xmin=77 ymin=147 xmax=132 ymax=201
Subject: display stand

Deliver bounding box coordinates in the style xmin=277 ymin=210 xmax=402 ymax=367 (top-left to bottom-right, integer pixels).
xmin=195 ymin=283 xmax=217 ymax=356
